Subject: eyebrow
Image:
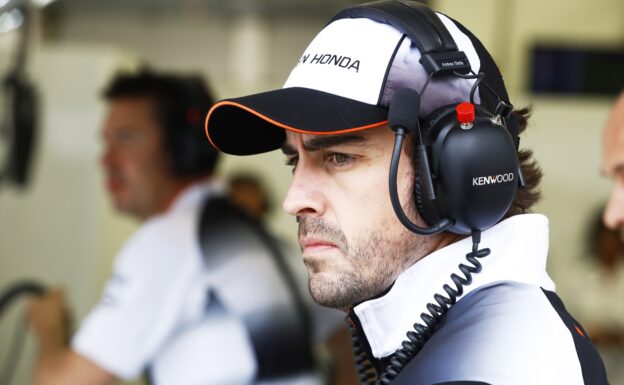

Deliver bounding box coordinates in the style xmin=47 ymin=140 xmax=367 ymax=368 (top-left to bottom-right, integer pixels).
xmin=281 ymin=134 xmax=367 ymax=155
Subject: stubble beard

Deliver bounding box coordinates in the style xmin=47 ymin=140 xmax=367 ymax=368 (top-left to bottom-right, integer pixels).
xmin=299 ymin=207 xmax=424 ymax=309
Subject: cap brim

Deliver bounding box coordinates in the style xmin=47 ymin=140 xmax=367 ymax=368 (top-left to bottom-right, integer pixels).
xmin=205 ymin=87 xmax=388 ymax=155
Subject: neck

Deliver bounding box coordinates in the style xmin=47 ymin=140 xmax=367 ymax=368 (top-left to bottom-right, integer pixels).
xmin=140 ymin=177 xmax=209 ymax=221
xmin=343 ymin=232 xmax=464 ymax=313
xmin=162 ymin=178 xmax=197 ymax=210
xmin=403 ymin=232 xmax=465 ymax=271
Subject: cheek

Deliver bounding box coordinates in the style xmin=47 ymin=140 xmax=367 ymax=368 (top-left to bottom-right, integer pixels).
xmin=332 ymin=179 xmax=404 ymax=245
xmin=324 ymin=152 xmax=415 ymax=243
xmin=396 ymin=151 xmax=416 ymax=203
xmin=128 ymin=146 xmax=168 ymax=177
xmin=608 ymin=181 xmax=624 ymax=204
xmin=605 ymin=181 xmax=624 ymax=223
xmin=121 ymin=157 xmax=145 ymax=184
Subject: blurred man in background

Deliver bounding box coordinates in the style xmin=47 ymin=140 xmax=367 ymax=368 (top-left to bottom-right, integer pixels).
xmin=596 ymin=91 xmax=624 ymax=374
xmin=27 ymin=70 xmax=345 ymax=385
xmin=603 ymin=92 xmax=624 ymax=230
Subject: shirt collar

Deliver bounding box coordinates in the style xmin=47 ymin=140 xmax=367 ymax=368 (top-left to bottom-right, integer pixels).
xmin=352 ymin=213 xmax=555 ymax=358
xmin=169 ymin=179 xmax=225 ymax=213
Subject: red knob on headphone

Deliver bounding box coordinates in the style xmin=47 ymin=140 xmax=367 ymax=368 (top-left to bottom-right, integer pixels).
xmin=456 ymin=102 xmax=475 ymax=124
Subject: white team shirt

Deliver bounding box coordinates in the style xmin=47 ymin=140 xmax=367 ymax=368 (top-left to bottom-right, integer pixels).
xmin=353 ymin=214 xmax=609 ymax=385
xmin=72 ymin=181 xmax=258 ymax=384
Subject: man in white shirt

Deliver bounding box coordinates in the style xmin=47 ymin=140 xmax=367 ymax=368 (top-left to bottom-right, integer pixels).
xmin=27 ymin=70 xmax=346 ymax=385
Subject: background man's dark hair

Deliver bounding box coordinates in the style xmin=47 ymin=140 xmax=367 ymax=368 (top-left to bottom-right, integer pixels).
xmin=103 ymin=69 xmax=219 ymax=177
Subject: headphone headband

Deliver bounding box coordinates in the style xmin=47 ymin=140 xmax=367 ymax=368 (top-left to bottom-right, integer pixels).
xmin=330 ymin=0 xmax=457 ymax=55
xmin=332 ymin=0 xmax=520 ymax=141
xmin=331 ymin=1 xmax=473 ymax=75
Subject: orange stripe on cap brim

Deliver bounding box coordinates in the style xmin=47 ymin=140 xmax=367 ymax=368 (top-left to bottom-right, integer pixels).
xmin=205 ymin=100 xmax=388 ymax=153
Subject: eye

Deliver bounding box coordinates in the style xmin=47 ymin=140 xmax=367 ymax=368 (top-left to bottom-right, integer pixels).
xmin=116 ymin=130 xmax=140 ymax=146
xmin=327 ymin=153 xmax=355 ymax=167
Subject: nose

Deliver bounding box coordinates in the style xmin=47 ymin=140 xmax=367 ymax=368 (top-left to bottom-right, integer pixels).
xmin=604 ymin=181 xmax=624 ymax=230
xmin=282 ymin=165 xmax=326 ymax=218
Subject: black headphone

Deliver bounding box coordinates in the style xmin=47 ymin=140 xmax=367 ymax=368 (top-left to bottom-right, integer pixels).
xmin=158 ymin=75 xmax=219 ymax=178
xmin=0 ymin=5 xmax=38 ymax=189
xmin=332 ymin=0 xmax=525 ymax=235
xmin=1 ymin=73 xmax=38 ymax=188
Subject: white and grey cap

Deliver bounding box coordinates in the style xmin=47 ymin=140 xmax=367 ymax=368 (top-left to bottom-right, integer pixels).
xmin=205 ymin=1 xmax=514 ymax=155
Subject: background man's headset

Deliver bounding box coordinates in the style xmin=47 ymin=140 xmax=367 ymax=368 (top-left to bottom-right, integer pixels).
xmin=156 ymin=74 xmax=219 ymax=178
xmin=331 ymin=1 xmax=526 ymax=384
xmin=0 ymin=5 xmax=39 ymax=189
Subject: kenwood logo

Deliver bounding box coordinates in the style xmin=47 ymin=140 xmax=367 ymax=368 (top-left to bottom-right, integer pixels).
xmin=298 ymin=53 xmax=361 ymax=72
xmin=473 ymin=173 xmax=515 ymax=186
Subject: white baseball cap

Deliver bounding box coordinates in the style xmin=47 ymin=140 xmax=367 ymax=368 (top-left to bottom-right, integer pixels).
xmin=205 ymin=1 xmax=512 ymax=155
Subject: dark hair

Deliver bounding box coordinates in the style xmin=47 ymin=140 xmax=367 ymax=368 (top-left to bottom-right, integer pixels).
xmin=103 ymin=69 xmax=219 ymax=177
xmin=502 ymin=107 xmax=543 ymax=217
xmin=228 ymin=173 xmax=273 ymax=216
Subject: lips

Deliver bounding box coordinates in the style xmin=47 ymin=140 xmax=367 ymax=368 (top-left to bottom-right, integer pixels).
xmin=300 ymin=237 xmax=338 ymax=253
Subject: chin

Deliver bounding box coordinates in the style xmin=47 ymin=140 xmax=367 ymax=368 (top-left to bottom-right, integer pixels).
xmin=113 ymin=199 xmax=139 ymax=218
xmin=113 ymin=199 xmax=129 ymax=213
xmin=308 ymin=271 xmax=362 ymax=309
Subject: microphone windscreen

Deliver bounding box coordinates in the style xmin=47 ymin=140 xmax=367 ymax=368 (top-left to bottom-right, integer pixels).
xmin=388 ymin=88 xmax=421 ymax=134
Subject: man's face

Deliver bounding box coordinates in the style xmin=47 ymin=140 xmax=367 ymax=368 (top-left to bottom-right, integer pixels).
xmin=282 ymin=127 xmax=435 ymax=309
xmin=100 ymin=97 xmax=176 ymax=220
xmin=602 ymin=95 xmax=624 ymax=231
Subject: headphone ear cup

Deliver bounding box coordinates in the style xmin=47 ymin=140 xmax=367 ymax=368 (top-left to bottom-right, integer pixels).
xmin=165 ymin=79 xmax=218 ymax=177
xmin=4 ymin=75 xmax=38 ymax=187
xmin=420 ymin=104 xmax=458 ymax=141
xmin=425 ymin=103 xmax=518 ymax=234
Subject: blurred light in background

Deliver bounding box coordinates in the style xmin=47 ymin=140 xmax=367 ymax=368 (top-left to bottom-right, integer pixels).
xmin=0 ymin=9 xmax=23 ymax=33
xmin=31 ymin=0 xmax=55 ymax=7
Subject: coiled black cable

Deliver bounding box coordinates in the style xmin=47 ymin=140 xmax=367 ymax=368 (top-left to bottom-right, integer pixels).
xmin=350 ymin=232 xmax=490 ymax=385
xmin=349 ymin=321 xmax=378 ymax=384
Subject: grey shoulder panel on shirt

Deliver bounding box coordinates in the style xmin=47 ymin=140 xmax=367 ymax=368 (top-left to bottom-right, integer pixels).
xmin=392 ymin=281 xmax=581 ymax=385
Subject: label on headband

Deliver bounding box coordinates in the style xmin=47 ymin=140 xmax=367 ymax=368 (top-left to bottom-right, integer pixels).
xmin=420 ymin=51 xmax=471 ymax=75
